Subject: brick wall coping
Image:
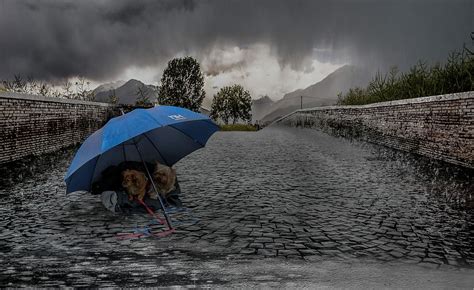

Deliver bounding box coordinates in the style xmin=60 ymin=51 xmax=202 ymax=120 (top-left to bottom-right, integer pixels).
xmin=276 ymin=90 xmax=474 ymax=123
xmin=0 ymin=91 xmax=114 ymax=107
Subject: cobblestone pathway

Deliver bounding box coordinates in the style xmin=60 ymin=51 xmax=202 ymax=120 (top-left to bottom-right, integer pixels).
xmin=0 ymin=126 xmax=473 ymax=286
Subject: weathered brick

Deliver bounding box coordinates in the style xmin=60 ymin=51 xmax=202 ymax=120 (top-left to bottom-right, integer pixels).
xmin=279 ymin=91 xmax=474 ymax=169
xmin=0 ymin=92 xmax=118 ymax=164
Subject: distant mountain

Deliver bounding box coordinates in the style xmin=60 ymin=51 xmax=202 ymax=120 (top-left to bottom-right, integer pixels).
xmin=251 ymin=95 xmax=275 ymax=123
xmin=94 ymin=79 xmax=157 ymax=105
xmin=261 ymin=65 xmax=372 ymax=123
xmin=93 ymin=80 xmax=126 ymax=94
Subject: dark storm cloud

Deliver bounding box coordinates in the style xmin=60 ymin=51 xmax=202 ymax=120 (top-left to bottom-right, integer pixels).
xmin=0 ymin=0 xmax=472 ymax=81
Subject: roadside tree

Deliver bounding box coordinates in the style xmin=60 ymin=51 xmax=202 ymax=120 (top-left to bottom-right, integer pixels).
xmin=210 ymin=84 xmax=252 ymax=124
xmin=158 ymin=56 xmax=205 ymax=112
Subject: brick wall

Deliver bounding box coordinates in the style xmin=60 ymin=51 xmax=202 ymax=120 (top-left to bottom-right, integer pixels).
xmin=0 ymin=92 xmax=117 ymax=164
xmin=277 ymin=91 xmax=474 ymax=169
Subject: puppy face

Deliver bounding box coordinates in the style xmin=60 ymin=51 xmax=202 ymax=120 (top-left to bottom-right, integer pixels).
xmin=121 ymin=169 xmax=147 ymax=198
xmin=121 ymin=169 xmax=135 ymax=189
xmin=153 ymin=166 xmax=171 ymax=185
xmin=152 ymin=162 xmax=176 ymax=195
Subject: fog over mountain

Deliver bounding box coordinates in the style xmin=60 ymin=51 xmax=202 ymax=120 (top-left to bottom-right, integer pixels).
xmin=93 ymin=80 xmax=127 ymax=94
xmin=261 ymin=65 xmax=372 ymax=122
xmin=251 ymin=96 xmax=275 ymax=123
xmin=0 ymin=0 xmax=471 ymax=100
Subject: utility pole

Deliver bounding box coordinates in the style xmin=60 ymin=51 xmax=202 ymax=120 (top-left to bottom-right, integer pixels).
xmin=300 ymin=96 xmax=303 ymax=110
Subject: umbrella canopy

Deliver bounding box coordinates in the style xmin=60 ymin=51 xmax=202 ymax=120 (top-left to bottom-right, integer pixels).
xmin=65 ymin=105 xmax=219 ymax=194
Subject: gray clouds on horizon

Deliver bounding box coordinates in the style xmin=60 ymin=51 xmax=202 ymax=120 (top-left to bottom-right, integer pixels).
xmin=0 ymin=0 xmax=472 ymax=82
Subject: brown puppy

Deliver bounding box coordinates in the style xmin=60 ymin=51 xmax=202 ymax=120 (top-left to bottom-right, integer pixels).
xmin=152 ymin=162 xmax=176 ymax=198
xmin=121 ymin=169 xmax=148 ymax=201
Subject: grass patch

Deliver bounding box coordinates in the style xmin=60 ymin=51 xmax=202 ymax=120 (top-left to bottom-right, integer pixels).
xmin=219 ymin=124 xmax=258 ymax=131
xmin=337 ymin=47 xmax=474 ymax=105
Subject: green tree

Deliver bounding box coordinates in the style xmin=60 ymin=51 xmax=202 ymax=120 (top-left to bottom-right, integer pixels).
xmin=210 ymin=91 xmax=230 ymax=124
xmin=210 ymin=84 xmax=252 ymax=125
xmin=158 ymin=56 xmax=205 ymax=112
xmin=237 ymin=86 xmax=252 ymax=123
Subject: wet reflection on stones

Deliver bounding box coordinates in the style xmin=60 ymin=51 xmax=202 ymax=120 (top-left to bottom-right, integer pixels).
xmin=0 ymin=126 xmax=473 ymax=286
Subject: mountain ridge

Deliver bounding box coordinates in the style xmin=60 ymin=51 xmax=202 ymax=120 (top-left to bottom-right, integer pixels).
xmin=93 ymin=79 xmax=157 ymax=104
xmin=260 ymin=65 xmax=372 ymax=123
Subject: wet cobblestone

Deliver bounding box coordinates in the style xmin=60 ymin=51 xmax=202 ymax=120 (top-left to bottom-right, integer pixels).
xmin=0 ymin=126 xmax=473 ymax=286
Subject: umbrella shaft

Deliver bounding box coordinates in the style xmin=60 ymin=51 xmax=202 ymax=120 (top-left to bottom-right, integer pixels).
xmin=134 ymin=141 xmax=173 ymax=230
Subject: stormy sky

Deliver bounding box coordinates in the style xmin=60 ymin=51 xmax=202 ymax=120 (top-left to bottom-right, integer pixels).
xmin=0 ymin=0 xmax=472 ymax=99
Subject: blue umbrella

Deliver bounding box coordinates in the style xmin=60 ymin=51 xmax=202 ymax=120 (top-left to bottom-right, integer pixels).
xmin=65 ymin=105 xmax=219 ymax=228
